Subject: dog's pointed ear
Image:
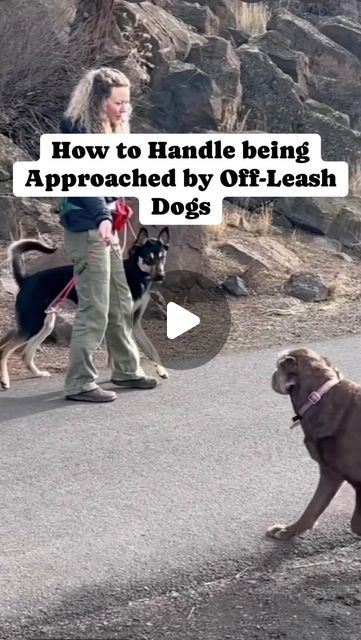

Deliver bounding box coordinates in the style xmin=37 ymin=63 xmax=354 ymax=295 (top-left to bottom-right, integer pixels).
xmin=134 ymin=227 xmax=149 ymax=246
xmin=158 ymin=226 xmax=169 ymax=247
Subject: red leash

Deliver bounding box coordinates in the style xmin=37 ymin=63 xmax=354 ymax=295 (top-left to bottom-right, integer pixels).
xmin=114 ymin=200 xmax=137 ymax=250
xmin=45 ymin=275 xmax=80 ymax=314
xmin=113 ymin=200 xmax=133 ymax=231
xmin=45 ymin=200 xmax=136 ymax=314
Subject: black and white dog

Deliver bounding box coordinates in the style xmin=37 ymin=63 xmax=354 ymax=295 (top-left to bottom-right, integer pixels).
xmin=0 ymin=227 xmax=169 ymax=390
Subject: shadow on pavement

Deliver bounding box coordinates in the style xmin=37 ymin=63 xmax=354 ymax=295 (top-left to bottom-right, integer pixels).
xmin=0 ymin=389 xmax=67 ymax=423
xmin=0 ymin=381 xmax=143 ymax=423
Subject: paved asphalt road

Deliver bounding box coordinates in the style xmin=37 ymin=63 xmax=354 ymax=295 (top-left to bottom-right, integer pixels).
xmin=2 ymin=335 xmax=361 ymax=638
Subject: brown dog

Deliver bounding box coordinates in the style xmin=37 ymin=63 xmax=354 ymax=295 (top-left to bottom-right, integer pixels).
xmin=268 ymin=347 xmax=361 ymax=540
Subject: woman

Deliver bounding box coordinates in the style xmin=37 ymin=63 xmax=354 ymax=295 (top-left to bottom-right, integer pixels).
xmin=59 ymin=67 xmax=157 ymax=402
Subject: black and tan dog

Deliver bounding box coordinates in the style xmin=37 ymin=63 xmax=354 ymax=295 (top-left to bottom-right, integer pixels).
xmin=0 ymin=227 xmax=169 ymax=390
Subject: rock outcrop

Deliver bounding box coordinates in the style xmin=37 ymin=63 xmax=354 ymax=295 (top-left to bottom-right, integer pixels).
xmin=273 ymin=196 xmax=361 ymax=253
xmin=0 ymin=134 xmax=59 ymax=239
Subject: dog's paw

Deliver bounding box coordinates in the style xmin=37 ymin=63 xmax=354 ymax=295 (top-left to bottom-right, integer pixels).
xmin=266 ymin=524 xmax=295 ymax=540
xmin=156 ymin=365 xmax=169 ymax=379
xmin=37 ymin=370 xmax=52 ymax=378
xmin=1 ymin=379 xmax=9 ymax=391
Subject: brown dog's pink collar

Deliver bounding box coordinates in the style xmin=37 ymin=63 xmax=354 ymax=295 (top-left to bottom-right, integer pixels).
xmin=298 ymin=378 xmax=341 ymax=418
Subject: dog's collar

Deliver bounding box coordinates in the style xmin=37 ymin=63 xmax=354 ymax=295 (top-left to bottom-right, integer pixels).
xmin=290 ymin=378 xmax=341 ymax=429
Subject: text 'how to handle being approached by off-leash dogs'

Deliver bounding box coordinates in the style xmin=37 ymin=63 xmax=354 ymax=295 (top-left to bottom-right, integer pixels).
xmin=13 ymin=133 xmax=349 ymax=225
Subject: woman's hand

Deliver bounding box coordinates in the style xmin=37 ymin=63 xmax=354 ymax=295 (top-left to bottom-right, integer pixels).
xmin=98 ymin=220 xmax=113 ymax=243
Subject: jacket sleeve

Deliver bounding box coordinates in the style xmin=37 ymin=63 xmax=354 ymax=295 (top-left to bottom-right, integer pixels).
xmin=68 ymin=197 xmax=113 ymax=227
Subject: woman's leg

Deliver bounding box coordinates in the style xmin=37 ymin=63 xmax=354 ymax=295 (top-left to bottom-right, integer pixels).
xmin=105 ymin=238 xmax=157 ymax=388
xmin=63 ymin=229 xmax=114 ymax=398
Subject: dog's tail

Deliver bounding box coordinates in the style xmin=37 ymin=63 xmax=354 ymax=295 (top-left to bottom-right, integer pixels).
xmin=8 ymin=239 xmax=58 ymax=287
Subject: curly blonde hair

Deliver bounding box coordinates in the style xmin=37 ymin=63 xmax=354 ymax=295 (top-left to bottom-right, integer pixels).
xmin=65 ymin=67 xmax=132 ymax=133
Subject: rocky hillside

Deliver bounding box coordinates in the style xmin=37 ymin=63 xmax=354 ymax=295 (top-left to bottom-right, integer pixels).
xmin=0 ymin=0 xmax=361 ymax=265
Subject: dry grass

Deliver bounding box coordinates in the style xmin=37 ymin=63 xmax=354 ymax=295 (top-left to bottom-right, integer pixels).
xmin=239 ymin=203 xmax=274 ymax=236
xmin=225 ymin=210 xmax=242 ymax=228
xmin=236 ymin=2 xmax=269 ymax=35
xmin=327 ymin=273 xmax=351 ymax=300
xmin=205 ymin=202 xmax=273 ymax=245
xmin=205 ymin=202 xmax=242 ymax=243
xmin=289 ymin=228 xmax=304 ymax=247
xmin=0 ymin=1 xmax=78 ymax=156
xmin=350 ymin=164 xmax=361 ymax=197
xmin=0 ymin=0 xmax=147 ymax=157
xmin=204 ymin=216 xmax=230 ymax=243
xmin=234 ymin=109 xmax=252 ymax=133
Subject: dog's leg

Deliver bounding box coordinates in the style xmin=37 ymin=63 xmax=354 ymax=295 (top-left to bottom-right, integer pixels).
xmin=133 ymin=318 xmax=168 ymax=379
xmin=351 ymin=486 xmax=361 ymax=536
xmin=0 ymin=334 xmax=28 ymax=390
xmin=267 ymin=468 xmax=343 ymax=540
xmin=0 ymin=329 xmax=17 ymax=350
xmin=22 ymin=313 xmax=56 ymax=378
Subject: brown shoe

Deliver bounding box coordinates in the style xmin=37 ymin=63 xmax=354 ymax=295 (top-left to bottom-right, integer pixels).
xmin=111 ymin=376 xmax=158 ymax=389
xmin=66 ymin=388 xmax=117 ymax=403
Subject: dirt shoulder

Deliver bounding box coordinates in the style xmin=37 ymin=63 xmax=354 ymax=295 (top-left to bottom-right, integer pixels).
xmin=4 ymin=531 xmax=361 ymax=639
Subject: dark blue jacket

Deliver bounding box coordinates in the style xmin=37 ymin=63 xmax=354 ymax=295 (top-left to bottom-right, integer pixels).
xmin=59 ymin=117 xmax=116 ymax=232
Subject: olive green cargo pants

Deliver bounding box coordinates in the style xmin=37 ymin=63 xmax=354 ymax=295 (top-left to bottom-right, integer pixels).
xmin=63 ymin=229 xmax=144 ymax=396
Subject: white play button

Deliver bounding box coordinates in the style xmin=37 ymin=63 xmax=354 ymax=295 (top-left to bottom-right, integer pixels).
xmin=144 ymin=269 xmax=232 ymax=370
xmin=166 ymin=302 xmax=200 ymax=340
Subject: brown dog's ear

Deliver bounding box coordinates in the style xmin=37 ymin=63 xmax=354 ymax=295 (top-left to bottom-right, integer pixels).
xmin=279 ymin=355 xmax=297 ymax=371
xmin=322 ymin=355 xmax=343 ymax=380
xmin=322 ymin=356 xmax=332 ymax=368
xmin=278 ymin=354 xmax=298 ymax=391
